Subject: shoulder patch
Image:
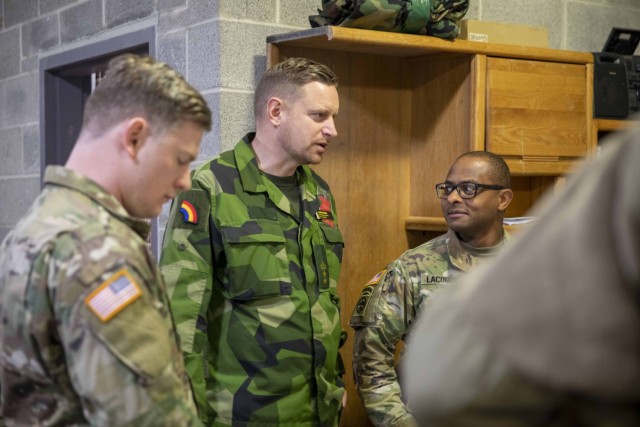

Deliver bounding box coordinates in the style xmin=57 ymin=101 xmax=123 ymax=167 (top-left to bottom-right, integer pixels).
xmin=84 ymin=269 xmax=142 ymax=323
xmin=353 ymin=285 xmax=375 ymax=317
xmin=179 ymin=200 xmax=198 ymax=224
xmin=171 ymin=188 xmax=210 ymax=231
xmin=350 ymin=269 xmax=392 ymax=327
xmin=367 ymin=269 xmax=386 ymax=286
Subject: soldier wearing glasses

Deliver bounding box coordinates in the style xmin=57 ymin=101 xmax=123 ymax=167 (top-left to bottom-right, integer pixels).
xmin=350 ymin=151 xmax=514 ymax=427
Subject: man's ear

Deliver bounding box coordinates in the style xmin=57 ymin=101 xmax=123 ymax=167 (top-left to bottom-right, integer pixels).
xmin=266 ymin=97 xmax=284 ymax=127
xmin=497 ymin=188 xmax=514 ymax=212
xmin=123 ymin=117 xmax=149 ymax=160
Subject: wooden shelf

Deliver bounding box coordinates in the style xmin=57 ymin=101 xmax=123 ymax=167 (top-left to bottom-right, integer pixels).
xmin=595 ymin=118 xmax=639 ymax=132
xmin=405 ymin=216 xmax=448 ymax=232
xmin=268 ymin=26 xmax=593 ymax=64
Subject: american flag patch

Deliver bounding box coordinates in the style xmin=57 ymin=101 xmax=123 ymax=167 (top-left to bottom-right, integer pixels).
xmin=367 ymin=269 xmax=386 ymax=286
xmin=85 ymin=269 xmax=142 ymax=322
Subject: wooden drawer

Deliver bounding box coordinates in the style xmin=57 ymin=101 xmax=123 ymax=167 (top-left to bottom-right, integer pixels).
xmin=486 ymin=57 xmax=589 ymax=164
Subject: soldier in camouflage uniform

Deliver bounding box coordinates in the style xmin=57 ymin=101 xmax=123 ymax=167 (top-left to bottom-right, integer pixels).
xmin=0 ymin=54 xmax=211 ymax=426
xmin=159 ymin=57 xmax=346 ymax=426
xmin=350 ymin=151 xmax=514 ymax=427
xmin=403 ymin=127 xmax=640 ymax=427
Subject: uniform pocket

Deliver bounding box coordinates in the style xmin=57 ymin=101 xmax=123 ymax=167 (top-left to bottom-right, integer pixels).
xmin=220 ymin=219 xmax=291 ymax=300
xmin=316 ymin=223 xmax=345 ymax=291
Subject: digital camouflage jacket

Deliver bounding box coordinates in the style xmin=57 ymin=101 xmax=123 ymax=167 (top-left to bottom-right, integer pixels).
xmin=160 ymin=134 xmax=346 ymax=426
xmin=0 ymin=166 xmax=200 ymax=426
xmin=350 ymin=229 xmax=510 ymax=427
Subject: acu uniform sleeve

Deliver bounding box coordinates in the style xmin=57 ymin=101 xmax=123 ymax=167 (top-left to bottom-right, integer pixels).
xmin=61 ymin=262 xmax=202 ymax=426
xmin=159 ymin=180 xmax=214 ymax=422
xmin=349 ymin=265 xmax=418 ymax=427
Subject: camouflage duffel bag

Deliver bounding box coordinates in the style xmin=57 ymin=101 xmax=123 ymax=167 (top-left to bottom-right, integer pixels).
xmin=309 ymin=0 xmax=470 ymax=40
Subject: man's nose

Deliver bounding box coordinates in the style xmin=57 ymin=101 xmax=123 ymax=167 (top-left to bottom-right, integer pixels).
xmin=176 ymin=169 xmax=192 ymax=190
xmin=323 ymin=118 xmax=338 ymax=138
xmin=446 ymin=189 xmax=463 ymax=203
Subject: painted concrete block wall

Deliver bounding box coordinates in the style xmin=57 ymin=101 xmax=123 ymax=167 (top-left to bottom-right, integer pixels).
xmin=1 ymin=0 xmax=640 ymax=245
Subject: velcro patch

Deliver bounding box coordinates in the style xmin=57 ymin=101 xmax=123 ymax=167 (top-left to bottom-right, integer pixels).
xmin=179 ymin=200 xmax=198 ymax=224
xmin=367 ymin=269 xmax=386 ymax=286
xmin=84 ymin=269 xmax=142 ymax=323
xmin=353 ymin=285 xmax=374 ymax=317
xmin=171 ymin=189 xmax=210 ymax=231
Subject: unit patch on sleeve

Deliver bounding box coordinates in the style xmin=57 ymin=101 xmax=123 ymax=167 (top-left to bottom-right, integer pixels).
xmin=180 ymin=200 xmax=198 ymax=224
xmin=84 ymin=269 xmax=142 ymax=323
xmin=349 ymin=269 xmax=389 ymax=326
xmin=171 ymin=189 xmax=210 ymax=231
xmin=353 ymin=285 xmax=375 ymax=317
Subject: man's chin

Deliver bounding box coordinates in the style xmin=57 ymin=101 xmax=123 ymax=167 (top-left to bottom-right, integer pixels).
xmin=445 ymin=222 xmax=466 ymax=234
xmin=308 ymin=154 xmax=324 ymax=165
xmin=132 ymin=207 xmax=161 ymax=219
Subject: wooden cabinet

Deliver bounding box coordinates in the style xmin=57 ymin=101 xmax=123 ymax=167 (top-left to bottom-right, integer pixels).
xmin=266 ymin=26 xmax=597 ymax=426
xmin=486 ymin=57 xmax=592 ymax=171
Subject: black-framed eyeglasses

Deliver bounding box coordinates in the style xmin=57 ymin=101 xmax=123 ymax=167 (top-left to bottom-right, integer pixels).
xmin=435 ymin=181 xmax=507 ymax=199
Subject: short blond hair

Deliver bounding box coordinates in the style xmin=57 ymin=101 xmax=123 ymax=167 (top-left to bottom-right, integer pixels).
xmin=82 ymin=54 xmax=211 ymax=136
xmin=254 ymin=57 xmax=338 ymax=119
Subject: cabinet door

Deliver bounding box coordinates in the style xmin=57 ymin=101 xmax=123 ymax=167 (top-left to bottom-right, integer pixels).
xmin=486 ymin=57 xmax=589 ymax=175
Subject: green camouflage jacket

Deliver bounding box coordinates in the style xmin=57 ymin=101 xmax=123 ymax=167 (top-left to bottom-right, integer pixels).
xmin=159 ymin=134 xmax=346 ymax=426
xmin=349 ymin=229 xmax=510 ymax=427
xmin=0 ymin=166 xmax=200 ymax=426
xmin=309 ymin=0 xmax=469 ymax=39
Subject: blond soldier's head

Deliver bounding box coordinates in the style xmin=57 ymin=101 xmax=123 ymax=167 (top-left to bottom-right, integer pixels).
xmin=70 ymin=54 xmax=212 ymax=218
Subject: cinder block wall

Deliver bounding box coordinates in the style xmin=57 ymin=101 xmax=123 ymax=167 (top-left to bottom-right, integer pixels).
xmin=1 ymin=0 xmax=639 ymax=244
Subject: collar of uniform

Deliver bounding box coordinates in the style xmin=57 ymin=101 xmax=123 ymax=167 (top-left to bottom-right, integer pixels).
xmin=43 ymin=165 xmax=151 ymax=239
xmin=235 ymin=133 xmax=267 ymax=193
xmin=445 ymin=228 xmax=511 ymax=271
xmin=296 ymin=164 xmax=319 ymax=202
xmin=235 ymin=133 xmax=319 ymax=199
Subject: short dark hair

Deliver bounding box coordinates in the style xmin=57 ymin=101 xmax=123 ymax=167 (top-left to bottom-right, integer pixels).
xmin=453 ymin=151 xmax=511 ymax=188
xmin=254 ymin=57 xmax=338 ymax=119
xmin=82 ymin=54 xmax=211 ymax=137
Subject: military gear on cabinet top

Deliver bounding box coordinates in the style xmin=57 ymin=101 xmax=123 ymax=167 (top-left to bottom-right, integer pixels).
xmin=309 ymin=0 xmax=470 ymax=39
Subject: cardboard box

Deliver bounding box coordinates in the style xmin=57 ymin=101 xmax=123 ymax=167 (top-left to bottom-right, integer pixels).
xmin=459 ymin=19 xmax=548 ymax=48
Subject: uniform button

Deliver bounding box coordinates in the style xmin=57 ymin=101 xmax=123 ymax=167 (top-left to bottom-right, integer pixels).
xmin=178 ymin=242 xmax=187 ymax=251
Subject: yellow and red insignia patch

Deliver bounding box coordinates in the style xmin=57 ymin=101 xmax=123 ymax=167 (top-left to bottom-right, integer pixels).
xmin=366 ymin=269 xmax=386 ymax=286
xmin=179 ymin=200 xmax=198 ymax=224
xmin=84 ymin=269 xmax=142 ymax=323
xmin=316 ymin=195 xmax=335 ymax=227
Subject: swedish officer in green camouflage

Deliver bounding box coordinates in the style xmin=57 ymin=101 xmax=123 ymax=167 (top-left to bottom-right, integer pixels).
xmin=159 ymin=57 xmax=346 ymax=426
xmin=350 ymin=151 xmax=514 ymax=427
xmin=0 ymin=54 xmax=211 ymax=426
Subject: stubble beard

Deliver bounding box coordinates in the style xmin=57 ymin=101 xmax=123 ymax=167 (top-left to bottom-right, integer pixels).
xmin=280 ymin=124 xmax=322 ymax=166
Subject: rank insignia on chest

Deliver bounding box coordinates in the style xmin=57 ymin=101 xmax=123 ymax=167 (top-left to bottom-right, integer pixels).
xmin=315 ymin=210 xmax=334 ymax=221
xmin=316 ymin=195 xmax=335 ymax=227
xmin=180 ymin=200 xmax=198 ymax=224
